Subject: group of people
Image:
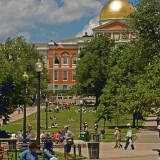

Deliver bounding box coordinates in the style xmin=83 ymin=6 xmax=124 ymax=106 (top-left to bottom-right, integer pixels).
xmin=9 ymin=123 xmax=33 ymax=143
xmin=49 ymin=103 xmax=72 ymax=113
xmin=18 ymin=125 xmax=75 ymax=160
xmin=114 ymin=123 xmax=134 ymax=150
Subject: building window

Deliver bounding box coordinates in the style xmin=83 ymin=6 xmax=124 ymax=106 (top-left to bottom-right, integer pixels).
xmin=62 ymin=53 xmax=68 ymax=64
xmin=72 ymin=70 xmax=76 ymax=80
xmin=114 ymin=34 xmax=119 ymax=40
xmin=54 ymin=54 xmax=59 ymax=64
xmin=63 ymin=85 xmax=67 ymax=90
xmin=54 ymin=71 xmax=58 ymax=80
xmin=122 ymin=34 xmax=128 ymax=39
xmin=72 ymin=54 xmax=77 ymax=64
xmin=63 ymin=71 xmax=67 ymax=80
xmin=54 ymin=85 xmax=58 ymax=90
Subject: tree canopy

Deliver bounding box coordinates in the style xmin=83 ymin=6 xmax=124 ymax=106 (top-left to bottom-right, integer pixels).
xmin=74 ymin=34 xmax=115 ymax=105
xmin=100 ymin=0 xmax=160 ymax=118
xmin=0 ymin=36 xmax=50 ymax=117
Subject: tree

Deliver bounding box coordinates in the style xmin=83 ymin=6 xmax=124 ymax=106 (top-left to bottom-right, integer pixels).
xmin=100 ymin=0 xmax=160 ymax=118
xmin=0 ymin=36 xmax=50 ymax=117
xmin=74 ymin=34 xmax=115 ymax=105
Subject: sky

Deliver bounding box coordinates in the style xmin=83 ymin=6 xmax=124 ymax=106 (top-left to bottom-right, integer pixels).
xmin=0 ymin=0 xmax=136 ymax=43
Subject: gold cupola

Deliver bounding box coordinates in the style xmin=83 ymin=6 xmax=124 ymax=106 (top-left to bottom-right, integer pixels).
xmin=99 ymin=0 xmax=134 ymax=21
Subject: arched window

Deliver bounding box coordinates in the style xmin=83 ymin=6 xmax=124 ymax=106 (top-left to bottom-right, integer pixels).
xmin=72 ymin=54 xmax=77 ymax=64
xmin=62 ymin=53 xmax=68 ymax=64
xmin=54 ymin=54 xmax=59 ymax=64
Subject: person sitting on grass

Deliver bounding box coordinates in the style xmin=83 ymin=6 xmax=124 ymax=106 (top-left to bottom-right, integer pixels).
xmin=19 ymin=142 xmax=38 ymax=160
xmin=43 ymin=141 xmax=59 ymax=160
xmin=51 ymin=123 xmax=55 ymax=128
xmin=53 ymin=116 xmax=56 ymax=120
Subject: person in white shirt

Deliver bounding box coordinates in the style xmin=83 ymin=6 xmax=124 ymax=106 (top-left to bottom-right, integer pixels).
xmin=40 ymin=132 xmax=44 ymax=138
xmin=123 ymin=124 xmax=134 ymax=150
xmin=11 ymin=132 xmax=17 ymax=139
xmin=18 ymin=130 xmax=23 ymax=142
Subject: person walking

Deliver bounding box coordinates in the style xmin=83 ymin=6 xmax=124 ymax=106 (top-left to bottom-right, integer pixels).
xmin=114 ymin=127 xmax=120 ymax=148
xmin=123 ymin=123 xmax=134 ymax=150
xmin=118 ymin=129 xmax=123 ymax=148
xmin=94 ymin=123 xmax=98 ymax=134
xmin=100 ymin=128 xmax=105 ymax=142
xmin=61 ymin=125 xmax=75 ymax=160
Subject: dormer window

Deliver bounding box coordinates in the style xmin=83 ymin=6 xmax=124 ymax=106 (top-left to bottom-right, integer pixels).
xmin=132 ymin=33 xmax=137 ymax=39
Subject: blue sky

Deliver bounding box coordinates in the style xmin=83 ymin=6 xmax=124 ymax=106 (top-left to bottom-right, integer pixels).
xmin=0 ymin=0 xmax=136 ymax=43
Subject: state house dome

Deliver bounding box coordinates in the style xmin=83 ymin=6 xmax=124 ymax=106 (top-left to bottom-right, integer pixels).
xmin=99 ymin=0 xmax=134 ymax=21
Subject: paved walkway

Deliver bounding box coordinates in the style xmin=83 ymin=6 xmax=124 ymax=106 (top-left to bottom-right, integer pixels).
xmin=70 ymin=116 xmax=160 ymax=159
xmin=0 ymin=105 xmax=46 ymax=124
xmin=4 ymin=108 xmax=160 ymax=159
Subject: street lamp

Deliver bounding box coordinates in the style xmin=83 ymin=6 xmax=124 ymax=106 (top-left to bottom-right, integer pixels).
xmin=79 ymin=100 xmax=83 ymax=132
xmin=45 ymin=98 xmax=49 ymax=130
xmin=35 ymin=59 xmax=43 ymax=149
xmin=22 ymin=71 xmax=29 ymax=141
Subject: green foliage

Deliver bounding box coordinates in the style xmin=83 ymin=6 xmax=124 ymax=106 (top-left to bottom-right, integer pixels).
xmin=0 ymin=36 xmax=50 ymax=116
xmin=73 ymin=34 xmax=115 ymax=102
xmin=100 ymin=0 xmax=160 ymax=116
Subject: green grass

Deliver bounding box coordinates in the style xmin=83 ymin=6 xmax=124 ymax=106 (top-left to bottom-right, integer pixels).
xmin=0 ymin=105 xmax=144 ymax=142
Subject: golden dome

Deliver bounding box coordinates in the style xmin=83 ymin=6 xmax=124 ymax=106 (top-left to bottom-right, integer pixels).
xmin=99 ymin=0 xmax=134 ymax=21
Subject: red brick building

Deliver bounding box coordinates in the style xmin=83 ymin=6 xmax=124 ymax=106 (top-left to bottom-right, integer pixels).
xmin=36 ymin=0 xmax=136 ymax=92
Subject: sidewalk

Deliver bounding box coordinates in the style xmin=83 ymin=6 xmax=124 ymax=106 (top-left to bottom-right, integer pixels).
xmin=65 ymin=116 xmax=160 ymax=159
xmin=0 ymin=105 xmax=46 ymax=124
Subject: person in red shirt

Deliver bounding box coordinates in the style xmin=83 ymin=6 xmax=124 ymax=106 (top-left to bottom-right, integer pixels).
xmin=55 ymin=132 xmax=60 ymax=144
xmin=67 ymin=103 xmax=71 ymax=110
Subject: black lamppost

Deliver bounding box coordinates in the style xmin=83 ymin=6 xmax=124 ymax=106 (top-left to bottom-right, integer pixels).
xmin=45 ymin=98 xmax=49 ymax=130
xmin=79 ymin=100 xmax=83 ymax=132
xmin=22 ymin=71 xmax=29 ymax=140
xmin=35 ymin=59 xmax=43 ymax=149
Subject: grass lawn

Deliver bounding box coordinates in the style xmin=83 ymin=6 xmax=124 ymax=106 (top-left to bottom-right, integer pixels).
xmin=0 ymin=105 xmax=145 ymax=142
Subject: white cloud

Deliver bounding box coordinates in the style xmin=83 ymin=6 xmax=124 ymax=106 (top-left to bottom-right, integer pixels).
xmin=17 ymin=32 xmax=30 ymax=40
xmin=76 ymin=16 xmax=99 ymax=37
xmin=0 ymin=0 xmax=103 ymax=41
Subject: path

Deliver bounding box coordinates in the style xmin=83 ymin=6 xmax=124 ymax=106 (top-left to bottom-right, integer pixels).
xmin=0 ymin=105 xmax=45 ymax=124
xmin=69 ymin=116 xmax=160 ymax=159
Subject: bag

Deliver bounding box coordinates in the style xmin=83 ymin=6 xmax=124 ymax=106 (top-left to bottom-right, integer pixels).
xmin=66 ymin=138 xmax=74 ymax=145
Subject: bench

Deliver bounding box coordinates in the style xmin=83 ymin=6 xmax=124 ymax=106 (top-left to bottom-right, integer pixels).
xmin=2 ymin=151 xmax=13 ymax=160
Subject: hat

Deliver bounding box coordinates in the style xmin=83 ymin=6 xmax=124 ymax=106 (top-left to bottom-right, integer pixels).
xmin=115 ymin=127 xmax=118 ymax=130
xmin=127 ymin=123 xmax=131 ymax=126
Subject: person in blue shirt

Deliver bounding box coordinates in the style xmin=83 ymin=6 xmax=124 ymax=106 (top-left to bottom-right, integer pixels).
xmin=19 ymin=142 xmax=38 ymax=160
xmin=61 ymin=126 xmax=75 ymax=160
xmin=43 ymin=141 xmax=59 ymax=160
xmin=26 ymin=131 xmax=31 ymax=143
